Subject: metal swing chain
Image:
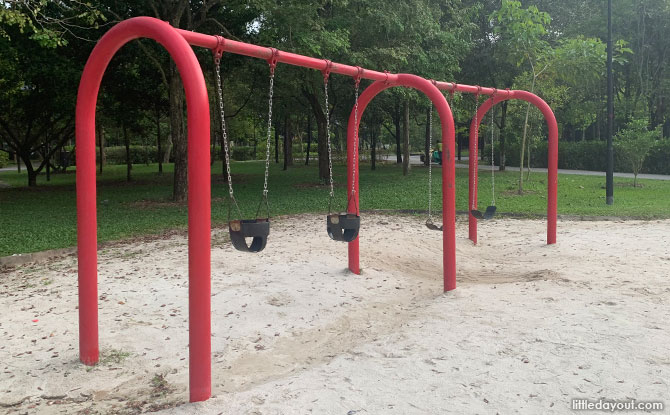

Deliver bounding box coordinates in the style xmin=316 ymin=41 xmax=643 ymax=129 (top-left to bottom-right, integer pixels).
xmin=324 ymin=76 xmax=335 ymax=214
xmin=472 ymin=91 xmax=480 ymax=210
xmin=427 ymin=86 xmax=454 ymax=225
xmin=490 ymin=98 xmax=496 ymax=207
xmin=427 ymin=105 xmax=433 ymax=223
xmin=214 ymin=57 xmax=243 ymax=221
xmin=349 ymin=72 xmax=361 ymax=214
xmin=215 ymin=60 xmax=234 ymax=196
xmin=257 ymin=56 xmax=276 ymax=219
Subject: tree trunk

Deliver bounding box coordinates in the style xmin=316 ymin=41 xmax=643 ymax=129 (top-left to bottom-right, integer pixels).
xmin=97 ymin=122 xmax=105 ymax=174
xmin=22 ymin=152 xmax=36 ymax=186
xmin=304 ymin=89 xmax=329 ymax=182
xmin=253 ymin=119 xmax=258 ymax=159
xmin=156 ymin=102 xmax=163 ymax=174
xmin=283 ymin=116 xmax=293 ymax=170
xmin=519 ymin=75 xmax=535 ymax=194
xmin=169 ymin=63 xmax=187 ymax=201
xmin=16 ymin=152 xmax=21 ymax=173
xmin=499 ymin=100 xmax=507 ymax=171
xmin=371 ymin=123 xmax=380 ymax=170
xmin=526 ymin=125 xmax=532 ymax=181
xmin=395 ymin=101 xmax=402 ymax=164
xmin=124 ymin=123 xmax=131 ymax=182
xmin=45 ymin=140 xmax=50 ymax=182
xmin=457 ymin=131 xmax=462 ymax=161
xmin=424 ymin=107 xmax=430 ymax=167
xmin=402 ymin=99 xmax=410 ymax=176
xmin=305 ymin=114 xmax=312 ymax=165
xmin=274 ymin=121 xmax=279 ymax=164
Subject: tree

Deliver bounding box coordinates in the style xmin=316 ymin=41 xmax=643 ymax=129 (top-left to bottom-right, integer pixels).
xmin=615 ymin=119 xmax=660 ymax=187
xmin=0 ymin=1 xmax=105 ymax=186
xmin=0 ymin=26 xmax=79 ymax=186
xmin=491 ymin=0 xmax=551 ymax=193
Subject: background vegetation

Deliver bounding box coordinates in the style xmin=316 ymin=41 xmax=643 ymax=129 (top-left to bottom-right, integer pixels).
xmin=1 ymin=0 xmax=669 ymax=255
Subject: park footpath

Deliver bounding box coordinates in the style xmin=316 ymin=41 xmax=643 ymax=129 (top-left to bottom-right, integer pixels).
xmin=2 ymin=159 xmax=669 ymax=181
xmin=408 ymin=154 xmax=670 ymax=181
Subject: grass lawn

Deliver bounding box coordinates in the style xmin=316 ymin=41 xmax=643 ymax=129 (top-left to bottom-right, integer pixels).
xmin=1 ymin=160 xmax=669 ymax=256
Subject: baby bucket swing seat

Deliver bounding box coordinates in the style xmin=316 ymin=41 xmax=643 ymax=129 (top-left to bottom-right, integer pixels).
xmin=470 ymin=89 xmax=497 ymax=221
xmin=325 ymin=64 xmax=361 ymax=243
xmin=214 ymin=44 xmax=276 ymax=252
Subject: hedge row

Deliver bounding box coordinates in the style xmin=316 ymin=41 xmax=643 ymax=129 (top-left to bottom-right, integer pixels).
xmin=230 ymin=144 xmax=315 ymax=161
xmin=99 ymin=146 xmax=165 ymax=165
xmin=98 ymin=144 xmax=312 ymax=164
xmin=490 ymin=139 xmax=670 ymax=175
xmin=0 ymin=150 xmax=8 ymax=168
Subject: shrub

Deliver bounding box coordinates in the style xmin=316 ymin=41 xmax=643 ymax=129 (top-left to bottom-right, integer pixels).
xmin=100 ymin=146 xmax=163 ymax=165
xmin=490 ymin=138 xmax=670 ymax=175
xmin=0 ymin=150 xmax=8 ymax=168
xmin=614 ymin=120 xmax=661 ymax=186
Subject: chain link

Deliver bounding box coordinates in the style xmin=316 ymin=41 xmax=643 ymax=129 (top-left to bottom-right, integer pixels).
xmin=490 ymin=100 xmax=496 ymax=206
xmin=262 ymin=72 xmax=274 ymax=197
xmin=350 ymin=78 xmax=360 ymax=210
xmin=215 ymin=60 xmax=234 ymax=197
xmin=472 ymin=93 xmax=479 ymax=210
xmin=427 ymin=106 xmax=433 ymax=222
xmin=325 ymin=80 xmax=334 ymax=199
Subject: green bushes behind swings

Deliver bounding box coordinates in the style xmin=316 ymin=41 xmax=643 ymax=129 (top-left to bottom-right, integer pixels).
xmin=0 ymin=150 xmax=9 ymax=168
xmin=97 ymin=144 xmax=312 ymax=165
xmin=488 ymin=139 xmax=670 ymax=175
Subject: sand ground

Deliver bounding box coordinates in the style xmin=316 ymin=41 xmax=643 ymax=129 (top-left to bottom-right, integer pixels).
xmin=1 ymin=214 xmax=669 ymax=414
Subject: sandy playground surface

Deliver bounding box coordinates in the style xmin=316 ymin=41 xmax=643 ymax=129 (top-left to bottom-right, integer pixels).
xmin=1 ymin=214 xmax=669 ymax=414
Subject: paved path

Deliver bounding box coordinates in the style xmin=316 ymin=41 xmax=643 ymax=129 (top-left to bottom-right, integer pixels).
xmin=408 ymin=154 xmax=670 ymax=181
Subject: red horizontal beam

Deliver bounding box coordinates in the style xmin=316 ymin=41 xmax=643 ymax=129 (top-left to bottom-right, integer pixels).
xmin=174 ymin=26 xmax=507 ymax=94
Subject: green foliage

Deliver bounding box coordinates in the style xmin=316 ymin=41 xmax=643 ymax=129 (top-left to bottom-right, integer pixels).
xmin=2 ymin=162 xmax=670 ymax=257
xmin=615 ymin=119 xmax=662 ymax=185
xmin=102 ymin=146 xmax=163 ymax=165
xmin=0 ymin=1 xmax=106 ymax=47
xmin=492 ymin=138 xmax=670 ymax=175
xmin=490 ymin=0 xmax=551 ymax=67
xmin=0 ymin=151 xmax=8 ymax=168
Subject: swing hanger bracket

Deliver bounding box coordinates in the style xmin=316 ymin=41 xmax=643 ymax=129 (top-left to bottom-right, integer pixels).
xmin=448 ymin=82 xmax=456 ymax=101
xmin=476 ymin=85 xmax=482 ymax=98
xmin=212 ymin=35 xmax=225 ymax=65
xmin=383 ymin=70 xmax=391 ymax=85
xmin=321 ymin=59 xmax=332 ymax=83
xmin=267 ymin=48 xmax=279 ymax=75
xmin=354 ymin=66 xmax=363 ymax=88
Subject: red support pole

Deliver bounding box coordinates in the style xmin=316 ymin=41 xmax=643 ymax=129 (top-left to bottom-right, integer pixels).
xmin=75 ymin=17 xmax=212 ymax=402
xmin=345 ymin=74 xmax=456 ymax=291
xmin=464 ymin=90 xmax=558 ymax=245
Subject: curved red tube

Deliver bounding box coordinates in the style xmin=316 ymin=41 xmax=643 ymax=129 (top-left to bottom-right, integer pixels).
xmin=345 ymin=74 xmax=457 ymax=291
xmin=75 ymin=16 xmax=211 ymax=402
xmin=467 ymin=91 xmax=558 ymax=245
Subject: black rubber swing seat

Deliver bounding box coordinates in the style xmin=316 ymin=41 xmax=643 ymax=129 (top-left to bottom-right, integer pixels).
xmin=470 ymin=205 xmax=497 ymax=220
xmin=327 ymin=213 xmax=360 ymax=242
xmin=229 ymin=219 xmax=270 ymax=253
xmin=425 ymin=221 xmax=443 ymax=231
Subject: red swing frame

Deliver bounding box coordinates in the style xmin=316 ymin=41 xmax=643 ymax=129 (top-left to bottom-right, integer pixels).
xmin=75 ymin=16 xmax=558 ymax=403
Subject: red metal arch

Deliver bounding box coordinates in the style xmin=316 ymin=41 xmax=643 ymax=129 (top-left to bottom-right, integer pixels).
xmin=345 ymin=74 xmax=457 ymax=292
xmin=466 ymin=91 xmax=558 ymax=245
xmin=75 ymin=17 xmax=211 ymax=402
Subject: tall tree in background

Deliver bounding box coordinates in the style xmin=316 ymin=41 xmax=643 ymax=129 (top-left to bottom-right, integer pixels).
xmin=491 ymin=0 xmax=550 ymax=193
xmin=0 ymin=2 xmax=104 ymax=186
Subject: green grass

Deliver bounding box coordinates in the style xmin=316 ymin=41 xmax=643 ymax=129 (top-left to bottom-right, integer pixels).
xmin=1 ymin=161 xmax=669 ymax=256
